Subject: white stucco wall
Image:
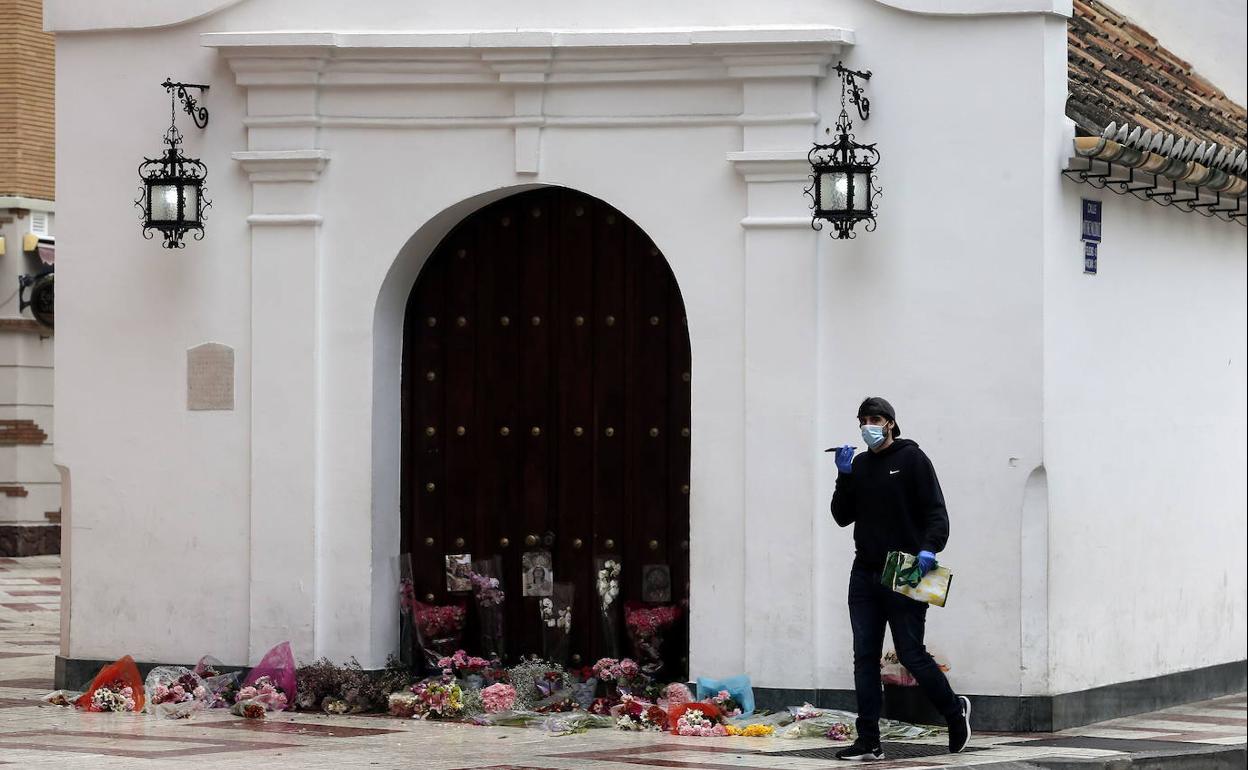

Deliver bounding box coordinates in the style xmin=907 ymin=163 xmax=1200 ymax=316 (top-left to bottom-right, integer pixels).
xmin=1046 ymin=169 xmax=1248 ymax=693
xmin=53 ymin=0 xmax=1243 ymax=704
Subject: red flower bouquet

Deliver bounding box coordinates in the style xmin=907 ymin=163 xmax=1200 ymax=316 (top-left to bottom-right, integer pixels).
xmin=624 ymin=602 xmax=682 ymax=676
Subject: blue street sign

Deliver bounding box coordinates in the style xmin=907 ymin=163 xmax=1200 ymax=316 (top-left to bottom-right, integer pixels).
xmin=1082 ymin=198 xmax=1102 ymax=242
xmin=1084 ymin=241 xmax=1098 ymax=275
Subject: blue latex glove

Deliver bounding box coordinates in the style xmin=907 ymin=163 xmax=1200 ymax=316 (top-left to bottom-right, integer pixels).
xmin=834 ymin=445 xmax=856 ymax=474
xmin=917 ymin=550 xmax=938 ymax=577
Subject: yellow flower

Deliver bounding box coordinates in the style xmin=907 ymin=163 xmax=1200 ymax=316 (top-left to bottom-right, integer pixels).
xmin=727 ymin=724 xmax=774 ymax=737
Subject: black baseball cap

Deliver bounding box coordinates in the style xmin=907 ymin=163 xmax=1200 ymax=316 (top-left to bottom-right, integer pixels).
xmin=857 ymin=396 xmax=900 ymax=437
xmin=824 ymin=396 xmax=901 ymax=452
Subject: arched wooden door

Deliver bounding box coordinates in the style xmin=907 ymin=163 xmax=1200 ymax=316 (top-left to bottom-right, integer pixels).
xmin=401 ymin=187 xmax=691 ymax=674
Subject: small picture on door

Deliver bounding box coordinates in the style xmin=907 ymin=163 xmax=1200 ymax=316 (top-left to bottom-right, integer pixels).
xmin=641 ymin=564 xmax=672 ymax=603
xmin=522 ymin=551 xmax=553 ymax=597
xmin=445 ymin=553 xmax=473 ymax=593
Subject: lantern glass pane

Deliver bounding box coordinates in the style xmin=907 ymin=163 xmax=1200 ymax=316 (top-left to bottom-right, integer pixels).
xmin=183 ymin=185 xmax=200 ymax=223
xmin=851 ymin=172 xmax=871 ymax=212
xmin=151 ymin=184 xmax=180 ymax=222
xmin=819 ymin=171 xmax=850 ymax=212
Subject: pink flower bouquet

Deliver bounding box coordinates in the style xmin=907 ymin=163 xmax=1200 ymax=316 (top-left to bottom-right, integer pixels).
xmin=145 ymin=666 xmax=211 ymax=719
xmin=233 ymin=675 xmax=289 ymax=713
xmin=481 ymin=682 xmax=516 ymax=713
xmin=240 ymin=641 xmax=297 ymax=709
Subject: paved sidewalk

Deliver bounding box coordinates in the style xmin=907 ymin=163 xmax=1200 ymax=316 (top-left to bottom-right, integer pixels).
xmin=2 ymin=555 xmax=1244 ymax=769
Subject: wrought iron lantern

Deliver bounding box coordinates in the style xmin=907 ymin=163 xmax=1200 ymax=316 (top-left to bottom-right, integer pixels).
xmin=136 ymin=79 xmax=211 ymax=248
xmin=806 ymin=63 xmax=881 ymax=239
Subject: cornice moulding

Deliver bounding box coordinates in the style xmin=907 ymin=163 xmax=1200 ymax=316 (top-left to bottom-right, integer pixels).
xmin=232 ymin=150 xmax=330 ymax=182
xmin=204 ymin=26 xmax=854 ymax=86
xmin=871 ymin=0 xmax=1071 ymax=16
xmin=727 ymin=150 xmax=812 ymax=182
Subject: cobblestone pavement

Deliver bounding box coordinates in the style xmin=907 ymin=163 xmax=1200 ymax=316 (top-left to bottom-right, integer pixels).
xmin=1 ymin=556 xmax=1243 ymax=768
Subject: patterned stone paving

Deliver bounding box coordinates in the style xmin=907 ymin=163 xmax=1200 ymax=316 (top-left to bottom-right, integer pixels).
xmin=1 ymin=555 xmax=1243 ymax=768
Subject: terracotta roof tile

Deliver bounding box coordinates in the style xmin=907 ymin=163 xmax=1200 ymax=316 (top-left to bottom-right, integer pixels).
xmin=1067 ymin=0 xmax=1246 ymax=154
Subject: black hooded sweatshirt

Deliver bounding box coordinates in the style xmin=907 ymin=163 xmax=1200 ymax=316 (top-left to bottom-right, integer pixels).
xmin=830 ymin=438 xmax=950 ymax=572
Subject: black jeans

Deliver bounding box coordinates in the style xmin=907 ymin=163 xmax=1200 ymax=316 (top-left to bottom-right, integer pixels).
xmin=849 ymin=568 xmax=960 ymax=743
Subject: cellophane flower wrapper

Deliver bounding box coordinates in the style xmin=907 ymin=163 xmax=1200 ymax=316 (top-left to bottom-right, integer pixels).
xmin=624 ymin=601 xmax=681 ymax=677
xmin=470 ymin=709 xmax=546 ymax=728
xmin=774 ymin=707 xmax=941 ymax=740
xmin=471 ymin=557 xmax=507 ymax=660
xmin=541 ymin=711 xmax=616 ymax=735
xmin=235 ymin=676 xmax=290 ymax=712
xmin=596 ymin=558 xmax=623 ymax=658
xmin=41 ymin=690 xmax=83 ymax=707
xmin=242 ymin=641 xmax=297 ymax=709
xmin=539 ymin=583 xmax=574 ymax=665
xmin=696 ymin=674 xmax=755 ymax=717
xmin=412 ymin=600 xmax=467 ymax=670
xmin=75 ymin=655 xmax=145 ymax=712
xmin=193 ymin=655 xmax=242 ymax=708
xmin=507 ymin=658 xmax=569 ymax=710
xmin=659 ymin=682 xmax=694 ymax=709
xmin=145 ymin=666 xmax=211 ymax=719
xmin=670 ymin=702 xmax=728 ymax=737
xmin=666 ymin=701 xmax=724 ymax=735
xmin=230 ymin=699 xmax=268 ymax=719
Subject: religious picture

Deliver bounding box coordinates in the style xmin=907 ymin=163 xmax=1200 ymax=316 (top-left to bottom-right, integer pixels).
xmin=522 ymin=551 xmax=554 ymax=597
xmin=641 ymin=564 xmax=672 ymax=603
xmin=445 ymin=553 xmax=473 ymax=593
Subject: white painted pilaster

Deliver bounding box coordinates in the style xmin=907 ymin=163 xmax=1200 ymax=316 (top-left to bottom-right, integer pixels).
xmin=233 ymin=149 xmax=329 ymax=663
xmin=730 ymin=67 xmax=823 ymax=688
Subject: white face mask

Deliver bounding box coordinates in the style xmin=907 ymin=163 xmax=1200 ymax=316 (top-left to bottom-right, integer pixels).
xmin=861 ymin=423 xmax=888 ymax=449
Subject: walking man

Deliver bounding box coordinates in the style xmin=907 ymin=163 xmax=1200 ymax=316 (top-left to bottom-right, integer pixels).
xmin=829 ymin=397 xmax=970 ymax=761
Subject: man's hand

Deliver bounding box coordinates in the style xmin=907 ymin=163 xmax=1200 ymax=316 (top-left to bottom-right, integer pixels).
xmin=917 ymin=550 xmax=937 ymax=577
xmin=835 ymin=445 xmax=856 ymax=474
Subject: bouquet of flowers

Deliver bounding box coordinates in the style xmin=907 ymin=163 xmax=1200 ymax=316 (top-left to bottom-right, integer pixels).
xmin=233 ymin=701 xmax=267 ymax=719
xmin=239 ymin=641 xmax=297 ymax=711
xmin=233 ymin=675 xmax=289 ymax=712
xmin=624 ymin=602 xmax=681 ymax=676
xmin=471 ymin=557 xmax=507 ymax=660
xmin=591 ymin=657 xmax=644 ymax=695
xmin=695 ymin=675 xmax=754 ymax=717
xmin=75 ymin=655 xmax=145 ymax=713
xmin=145 ymin=666 xmax=210 ymax=719
xmin=726 ymin=724 xmax=775 ymax=737
xmin=410 ymin=598 xmax=468 ymax=669
xmin=89 ymin=680 xmax=139 ymax=712
xmin=827 ymin=722 xmax=854 ymax=741
xmin=539 ymin=583 xmax=574 ymax=665
xmin=507 ymin=657 xmax=573 ymax=712
xmin=294 ymin=657 xmax=389 ymax=714
xmin=410 ymin=676 xmax=465 ymax=719
xmin=481 ymin=682 xmax=516 ymax=713
xmin=661 ymin=682 xmax=694 ymax=708
xmin=881 ymin=649 xmax=950 ymax=686
xmin=596 ymin=558 xmax=622 ymax=658
xmin=567 ymin=666 xmax=598 ymax=709
xmin=614 ymin=695 xmax=669 ymax=732
xmin=705 ymin=689 xmax=742 ymax=717
xmin=387 ymin=691 xmax=420 ymax=718
xmin=41 ymin=690 xmax=82 ymax=707
xmin=193 ymin=656 xmax=241 ymax=708
xmin=672 ymin=703 xmax=727 ymax=737
xmin=437 ymin=650 xmax=491 ymax=680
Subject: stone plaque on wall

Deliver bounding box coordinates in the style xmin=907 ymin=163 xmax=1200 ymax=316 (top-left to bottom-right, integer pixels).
xmin=187 ymin=342 xmax=235 ymax=411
